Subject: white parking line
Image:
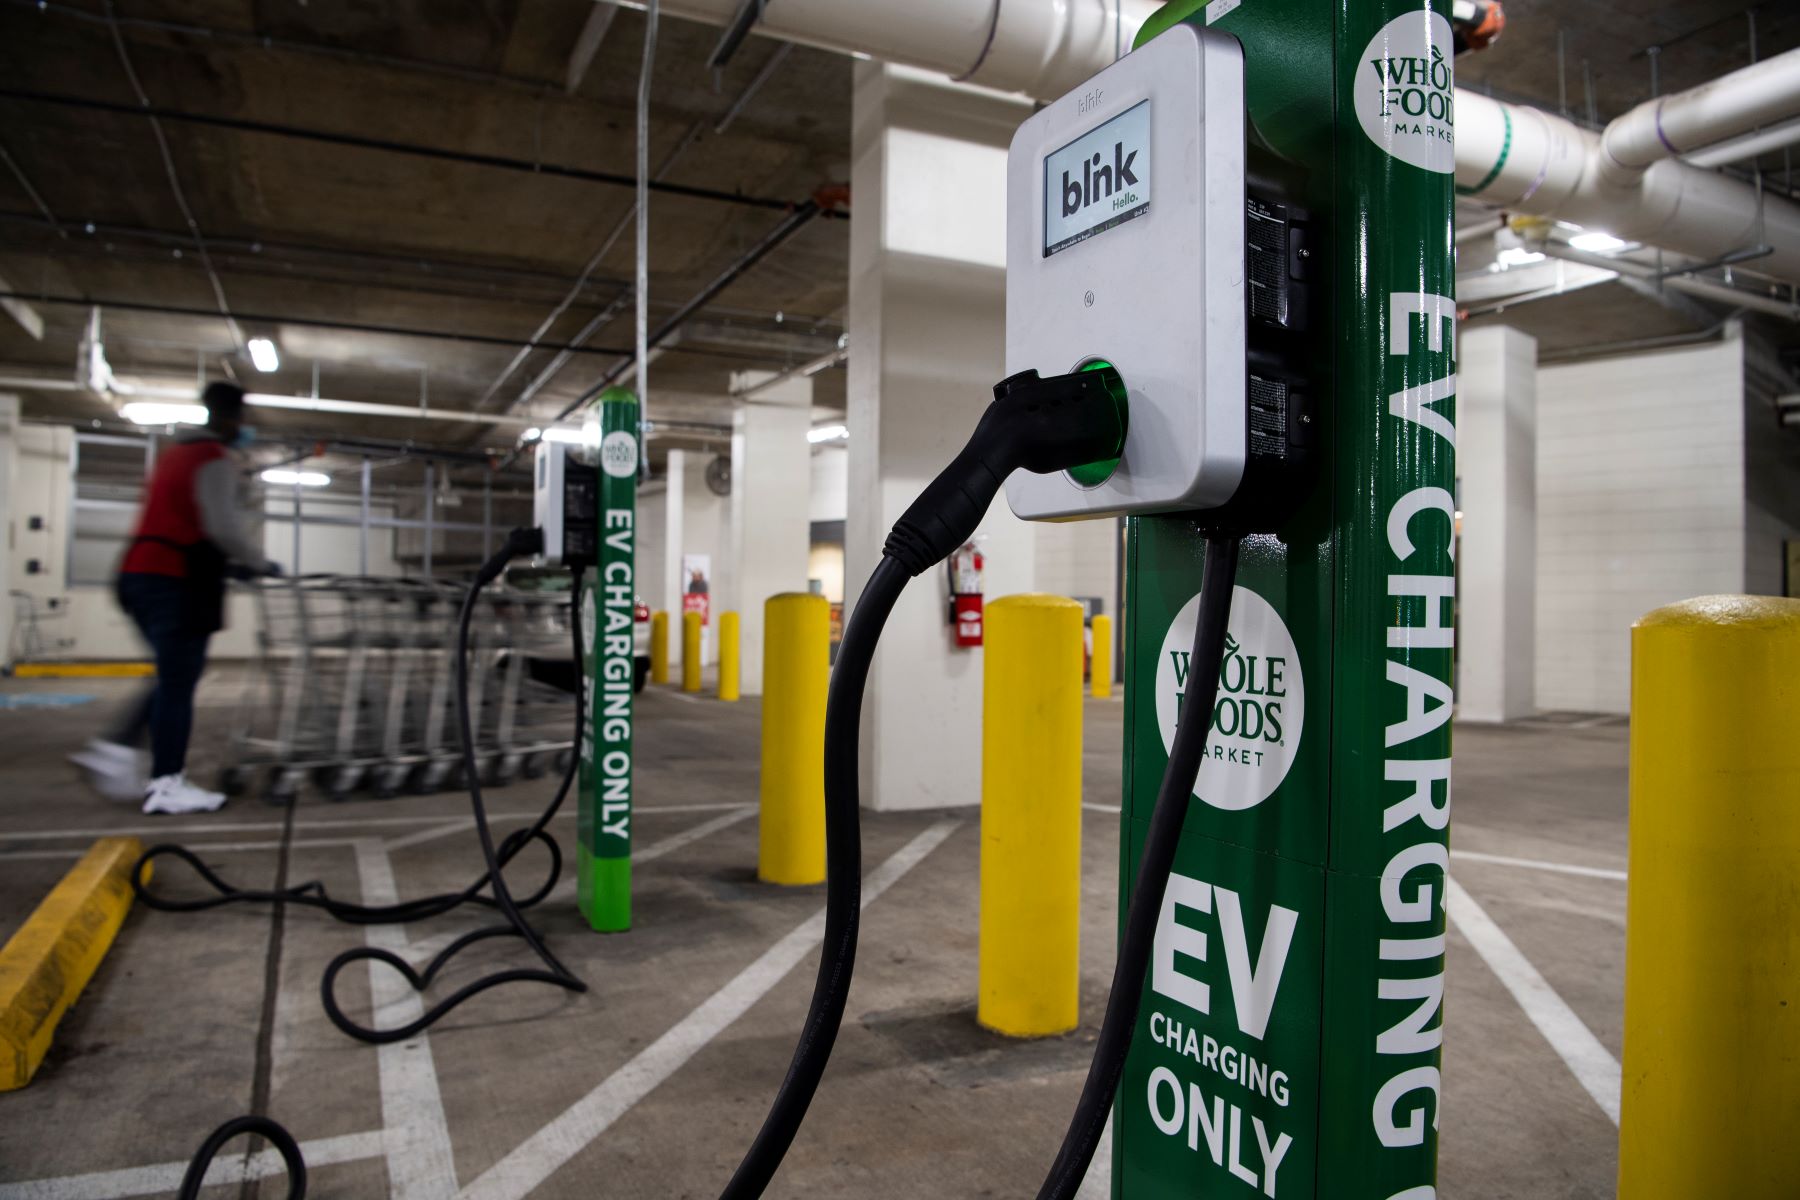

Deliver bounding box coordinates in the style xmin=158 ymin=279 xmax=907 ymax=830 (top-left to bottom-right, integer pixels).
xmin=0 ymin=839 xmax=358 ymax=862
xmin=0 ymin=802 xmax=750 ymax=843
xmin=0 ymin=1129 xmax=385 ymax=1200
xmin=1451 ymin=849 xmax=1627 ymax=882
xmin=457 ymin=819 xmax=964 ymax=1200
xmin=399 ymin=807 xmax=757 ymax=965
xmin=353 ymin=839 xmax=460 ymax=1199
xmin=1445 ymin=877 xmax=1621 ymax=1124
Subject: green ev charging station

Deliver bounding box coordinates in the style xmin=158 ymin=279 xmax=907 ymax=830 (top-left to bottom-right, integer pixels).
xmin=580 ymin=386 xmax=641 ymax=933
xmin=1007 ymin=2 xmax=1457 ymax=1195
xmin=537 ymin=385 xmax=641 ymax=933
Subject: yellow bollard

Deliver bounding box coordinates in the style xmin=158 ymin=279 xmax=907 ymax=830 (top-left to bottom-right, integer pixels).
xmin=681 ymin=611 xmax=703 ymax=693
xmin=980 ymin=593 xmax=1084 ymax=1037
xmin=718 ymin=611 xmax=741 ymax=702
xmin=650 ymin=611 xmax=670 ymax=684
xmin=1090 ymin=613 xmax=1113 ymax=699
xmin=1619 ymin=595 xmax=1800 ymax=1198
xmin=759 ymin=593 xmax=828 ymax=885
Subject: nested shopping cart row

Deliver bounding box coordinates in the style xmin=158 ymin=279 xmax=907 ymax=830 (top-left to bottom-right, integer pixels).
xmin=221 ymin=575 xmax=576 ymax=803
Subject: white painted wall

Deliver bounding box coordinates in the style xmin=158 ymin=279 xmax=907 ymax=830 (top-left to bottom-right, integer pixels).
xmin=809 ymin=445 xmax=848 ymax=523
xmin=1535 ymin=330 xmax=1747 ymax=714
xmin=660 ymin=448 xmax=728 ymax=667
xmin=0 ymin=395 xmax=17 ymax=670
xmin=637 ymin=483 xmax=669 ymax=614
xmin=1458 ymin=326 xmax=1537 ymax=722
xmin=1034 ymin=518 xmax=1118 ymax=613
xmin=848 ymin=61 xmax=1037 ymax=810
xmin=261 ymin=495 xmax=400 ymax=577
xmin=725 ymin=370 xmax=814 ymax=695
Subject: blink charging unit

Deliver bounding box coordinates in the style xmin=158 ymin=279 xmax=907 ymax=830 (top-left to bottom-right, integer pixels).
xmin=533 ymin=439 xmax=599 ymax=567
xmin=1004 ymin=21 xmax=1317 ymax=529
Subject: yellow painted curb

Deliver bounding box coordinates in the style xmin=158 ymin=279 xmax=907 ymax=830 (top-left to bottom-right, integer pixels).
xmin=0 ymin=837 xmax=146 ymax=1090
xmin=12 ymin=662 xmax=154 ymax=678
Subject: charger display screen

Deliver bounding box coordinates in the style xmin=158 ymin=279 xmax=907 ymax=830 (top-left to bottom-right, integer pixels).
xmin=1043 ymin=100 xmax=1151 ymax=257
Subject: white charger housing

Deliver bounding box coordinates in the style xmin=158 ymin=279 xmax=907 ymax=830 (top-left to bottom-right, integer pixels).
xmin=533 ymin=440 xmax=570 ymax=566
xmin=1004 ymin=23 xmax=1247 ymax=521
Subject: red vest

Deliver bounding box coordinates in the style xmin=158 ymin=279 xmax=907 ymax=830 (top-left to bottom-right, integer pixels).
xmin=120 ymin=438 xmax=230 ymax=577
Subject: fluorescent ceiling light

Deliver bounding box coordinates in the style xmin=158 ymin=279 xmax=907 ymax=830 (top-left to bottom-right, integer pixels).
xmin=523 ymin=427 xmax=542 ymax=442
xmin=121 ymin=402 xmax=207 ymax=426
xmin=247 ymin=338 xmax=280 ymax=373
xmin=807 ymin=424 xmax=849 ymax=444
xmin=1494 ymin=247 xmax=1545 ymax=270
xmin=1567 ymin=231 xmax=1630 ymax=255
xmin=262 ymin=468 xmax=329 ymax=487
xmin=540 ymin=425 xmax=601 ymax=445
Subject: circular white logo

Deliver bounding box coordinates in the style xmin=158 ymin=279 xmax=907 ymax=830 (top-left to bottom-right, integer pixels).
xmin=1353 ymin=8 xmax=1456 ymax=174
xmin=600 ymin=429 xmax=638 ymax=478
xmin=1154 ymin=586 xmax=1304 ymax=811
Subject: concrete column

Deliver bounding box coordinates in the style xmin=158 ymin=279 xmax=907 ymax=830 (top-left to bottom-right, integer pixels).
xmin=847 ymin=63 xmax=1036 ymax=810
xmin=723 ymin=370 xmax=813 ymax=696
xmin=0 ymin=394 xmax=18 ymax=671
xmin=1458 ymin=325 xmax=1538 ymax=722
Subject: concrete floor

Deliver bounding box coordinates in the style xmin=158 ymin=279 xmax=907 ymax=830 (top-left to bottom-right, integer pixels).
xmin=0 ymin=675 xmax=1627 ymax=1198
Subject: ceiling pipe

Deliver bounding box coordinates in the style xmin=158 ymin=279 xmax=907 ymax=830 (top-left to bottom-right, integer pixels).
xmin=1536 ymin=242 xmax=1800 ymax=321
xmin=1600 ymin=48 xmax=1800 ymax=179
xmin=1457 ymin=89 xmax=1800 ymax=283
xmin=604 ymin=0 xmax=1800 ymax=285
xmin=1684 ymin=114 xmax=1800 ymax=169
xmin=599 ymin=0 xmax=1159 ymax=98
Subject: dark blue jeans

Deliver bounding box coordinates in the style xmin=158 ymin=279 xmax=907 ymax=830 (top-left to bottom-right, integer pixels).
xmin=111 ymin=573 xmax=213 ymax=779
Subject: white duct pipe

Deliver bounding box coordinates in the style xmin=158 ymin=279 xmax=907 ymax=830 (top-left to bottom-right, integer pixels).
xmin=1457 ymin=89 xmax=1800 ymax=283
xmin=1684 ymin=113 xmax=1800 ymax=169
xmin=607 ymin=0 xmax=1158 ymax=98
xmin=1601 ymin=47 xmax=1800 ymax=177
xmin=612 ymin=0 xmax=1800 ymax=286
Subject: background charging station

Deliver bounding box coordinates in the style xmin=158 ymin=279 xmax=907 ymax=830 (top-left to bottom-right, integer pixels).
xmin=578 ymin=386 xmax=641 ymax=933
xmin=1004 ymin=1 xmax=1458 ymax=1195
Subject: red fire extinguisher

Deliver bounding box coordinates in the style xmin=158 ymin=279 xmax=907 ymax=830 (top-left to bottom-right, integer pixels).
xmin=948 ymin=542 xmax=984 ymax=647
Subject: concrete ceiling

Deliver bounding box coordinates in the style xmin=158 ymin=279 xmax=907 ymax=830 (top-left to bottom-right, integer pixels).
xmin=1 ymin=0 xmax=1797 ymax=481
xmin=0 ymin=0 xmax=851 ymax=469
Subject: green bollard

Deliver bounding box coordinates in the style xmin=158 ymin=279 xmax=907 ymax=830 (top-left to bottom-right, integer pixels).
xmin=578 ymin=386 xmax=641 ymax=933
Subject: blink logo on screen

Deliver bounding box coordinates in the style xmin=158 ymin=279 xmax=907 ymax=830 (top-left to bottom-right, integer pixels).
xmin=1044 ymin=99 xmax=1151 ymax=258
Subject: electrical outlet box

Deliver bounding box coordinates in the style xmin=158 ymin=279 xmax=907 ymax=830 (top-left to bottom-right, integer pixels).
xmin=1004 ymin=22 xmax=1246 ymax=521
xmin=533 ymin=442 xmax=597 ymax=567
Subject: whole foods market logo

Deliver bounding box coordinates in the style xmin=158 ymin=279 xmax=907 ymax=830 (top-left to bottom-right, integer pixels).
xmin=600 ymin=429 xmax=639 ymax=478
xmin=1154 ymin=586 xmax=1303 ymax=811
xmin=1353 ymin=8 xmax=1455 ymax=174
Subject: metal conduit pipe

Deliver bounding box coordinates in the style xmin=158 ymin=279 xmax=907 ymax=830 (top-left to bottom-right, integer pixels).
xmin=1536 ymin=242 xmax=1800 ymax=321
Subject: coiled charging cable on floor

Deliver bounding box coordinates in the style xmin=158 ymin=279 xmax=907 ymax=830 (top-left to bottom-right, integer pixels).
xmin=134 ymin=529 xmax=584 ymax=1041
xmin=151 ymin=529 xmax=587 ymax=1195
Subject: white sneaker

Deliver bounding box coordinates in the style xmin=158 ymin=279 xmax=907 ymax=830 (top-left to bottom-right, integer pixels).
xmin=143 ymin=773 xmax=228 ymax=815
xmin=70 ymin=739 xmax=147 ymax=803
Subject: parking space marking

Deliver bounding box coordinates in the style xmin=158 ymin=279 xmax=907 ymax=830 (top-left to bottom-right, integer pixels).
xmin=0 ymin=802 xmax=750 ymax=844
xmin=1446 ymin=877 xmax=1621 ymax=1124
xmin=0 ymin=1129 xmax=384 ymax=1200
xmin=457 ymin=818 xmax=964 ymax=1200
xmin=1451 ymin=848 xmax=1627 ymax=882
xmin=353 ymin=839 xmax=460 ymax=1199
xmin=398 ymin=807 xmax=756 ymax=965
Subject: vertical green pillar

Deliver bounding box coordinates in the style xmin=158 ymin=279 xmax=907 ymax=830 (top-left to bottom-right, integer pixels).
xmin=1117 ymin=2 xmax=1455 ymax=1197
xmin=579 ymin=386 xmax=641 ymax=932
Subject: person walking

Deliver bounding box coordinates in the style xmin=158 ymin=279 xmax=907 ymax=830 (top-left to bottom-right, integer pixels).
xmin=71 ymin=382 xmax=280 ymax=813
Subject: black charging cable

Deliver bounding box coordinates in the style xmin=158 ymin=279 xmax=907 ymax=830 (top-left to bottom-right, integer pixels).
xmin=719 ymin=367 xmax=1129 ymax=1198
xmin=132 ymin=526 xmax=586 ymax=1045
xmin=1035 ymin=531 xmax=1238 ymax=1200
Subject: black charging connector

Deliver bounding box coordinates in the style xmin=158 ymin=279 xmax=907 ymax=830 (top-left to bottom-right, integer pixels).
xmin=883 ymin=365 xmax=1128 ymax=575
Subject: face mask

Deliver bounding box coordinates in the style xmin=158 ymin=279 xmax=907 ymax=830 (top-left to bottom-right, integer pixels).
xmin=232 ymin=425 xmax=257 ymax=450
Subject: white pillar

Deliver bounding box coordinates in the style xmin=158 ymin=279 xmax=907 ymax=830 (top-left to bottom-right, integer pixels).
xmin=663 ymin=448 xmax=689 ymax=669
xmin=723 ymin=371 xmax=813 ymax=696
xmin=1458 ymin=325 xmax=1538 ymax=722
xmin=847 ymin=63 xmax=1036 ymax=810
xmin=0 ymin=394 xmax=18 ymax=671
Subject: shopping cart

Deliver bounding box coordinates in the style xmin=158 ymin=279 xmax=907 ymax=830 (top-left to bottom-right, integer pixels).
xmin=219 ymin=573 xmax=576 ymax=804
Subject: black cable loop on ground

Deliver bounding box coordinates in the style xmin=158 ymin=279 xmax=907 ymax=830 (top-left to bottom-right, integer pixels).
xmin=318 ymin=534 xmax=586 ymax=1043
xmin=176 ymin=1115 xmax=306 ymax=1200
